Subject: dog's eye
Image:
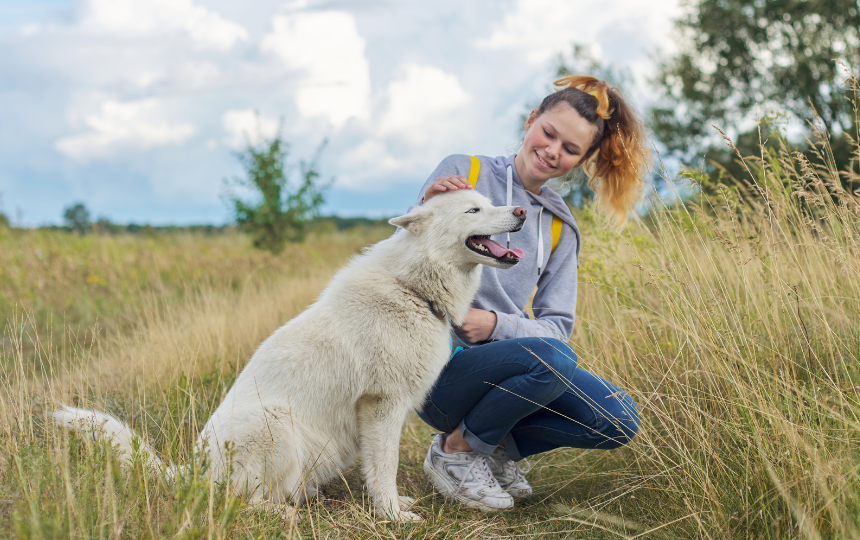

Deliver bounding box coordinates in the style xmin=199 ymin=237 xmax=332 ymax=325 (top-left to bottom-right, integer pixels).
xmin=466 ymin=208 xmax=480 ymax=213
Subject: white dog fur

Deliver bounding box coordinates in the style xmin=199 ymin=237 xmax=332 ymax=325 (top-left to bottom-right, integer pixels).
xmin=52 ymin=189 xmax=526 ymax=521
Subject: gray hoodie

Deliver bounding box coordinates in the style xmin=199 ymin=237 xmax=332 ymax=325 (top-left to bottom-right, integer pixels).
xmin=410 ymin=154 xmax=581 ymax=346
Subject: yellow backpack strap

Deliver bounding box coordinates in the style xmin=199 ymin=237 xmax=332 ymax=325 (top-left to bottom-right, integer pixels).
xmin=551 ymin=215 xmax=563 ymax=254
xmin=467 ymin=155 xmax=481 ymax=188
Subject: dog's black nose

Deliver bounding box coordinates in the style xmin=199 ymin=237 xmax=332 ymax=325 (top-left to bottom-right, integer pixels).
xmin=513 ymin=207 xmax=527 ymax=220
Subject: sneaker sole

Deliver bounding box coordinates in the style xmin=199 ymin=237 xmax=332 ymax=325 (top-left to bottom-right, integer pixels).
xmin=505 ymin=487 xmax=533 ymax=499
xmin=423 ymin=459 xmax=514 ymax=512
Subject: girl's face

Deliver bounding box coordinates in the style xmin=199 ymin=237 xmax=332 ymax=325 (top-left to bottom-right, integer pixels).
xmin=517 ymin=102 xmax=597 ymax=190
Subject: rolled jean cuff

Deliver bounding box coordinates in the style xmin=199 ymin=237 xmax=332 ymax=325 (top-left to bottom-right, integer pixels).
xmin=458 ymin=420 xmax=497 ymax=457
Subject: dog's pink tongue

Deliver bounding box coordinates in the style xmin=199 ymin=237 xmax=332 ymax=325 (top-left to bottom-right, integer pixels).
xmin=475 ymin=238 xmax=525 ymax=259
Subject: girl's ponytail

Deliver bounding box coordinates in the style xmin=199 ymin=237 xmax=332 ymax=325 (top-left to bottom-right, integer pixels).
xmin=542 ymin=75 xmax=651 ymax=228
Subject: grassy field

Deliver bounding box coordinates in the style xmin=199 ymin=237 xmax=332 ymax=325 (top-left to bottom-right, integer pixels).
xmin=2 ymin=125 xmax=860 ymax=539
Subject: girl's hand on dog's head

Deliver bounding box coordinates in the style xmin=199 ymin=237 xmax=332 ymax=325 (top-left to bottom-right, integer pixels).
xmin=424 ymin=175 xmax=471 ymax=203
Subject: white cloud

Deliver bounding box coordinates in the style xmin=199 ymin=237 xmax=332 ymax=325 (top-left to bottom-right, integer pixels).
xmin=19 ymin=24 xmax=40 ymax=37
xmin=173 ymin=61 xmax=221 ymax=91
xmin=222 ymin=109 xmax=280 ymax=149
xmin=340 ymin=140 xmax=405 ymax=178
xmin=56 ymin=99 xmax=195 ymax=161
xmin=80 ymin=0 xmax=248 ymax=51
xmin=379 ymin=64 xmax=471 ymax=139
xmin=333 ymin=65 xmax=472 ymax=189
xmin=479 ymin=0 xmax=680 ymax=64
xmin=261 ymin=11 xmax=370 ymax=128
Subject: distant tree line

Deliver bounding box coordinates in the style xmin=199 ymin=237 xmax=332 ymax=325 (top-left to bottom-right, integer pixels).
xmin=45 ymin=209 xmax=234 ymax=236
xmin=51 ymin=202 xmax=231 ymax=235
xmin=9 ymin=201 xmax=385 ymax=238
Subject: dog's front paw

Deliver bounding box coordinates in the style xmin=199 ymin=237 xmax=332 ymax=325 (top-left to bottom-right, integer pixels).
xmin=375 ymin=500 xmax=424 ymax=523
xmin=392 ymin=509 xmax=423 ymax=523
xmin=398 ymin=495 xmax=416 ymax=511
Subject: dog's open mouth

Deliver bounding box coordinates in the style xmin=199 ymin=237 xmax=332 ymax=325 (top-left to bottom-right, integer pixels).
xmin=466 ymin=235 xmax=525 ymax=264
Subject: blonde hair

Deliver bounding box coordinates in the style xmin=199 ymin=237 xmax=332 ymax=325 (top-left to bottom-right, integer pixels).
xmin=538 ymin=74 xmax=651 ymax=228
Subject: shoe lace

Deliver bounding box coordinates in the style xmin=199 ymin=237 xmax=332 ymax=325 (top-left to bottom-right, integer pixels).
xmin=504 ymin=457 xmax=531 ymax=483
xmin=455 ymin=455 xmax=497 ymax=494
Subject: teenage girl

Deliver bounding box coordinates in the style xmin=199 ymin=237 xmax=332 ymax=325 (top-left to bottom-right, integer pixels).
xmin=413 ymin=75 xmax=651 ymax=511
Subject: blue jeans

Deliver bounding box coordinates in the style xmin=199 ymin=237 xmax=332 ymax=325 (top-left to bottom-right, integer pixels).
xmin=417 ymin=337 xmax=639 ymax=460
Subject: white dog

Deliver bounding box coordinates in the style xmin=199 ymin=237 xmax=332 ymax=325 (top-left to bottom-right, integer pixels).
xmin=52 ymin=190 xmax=526 ymax=521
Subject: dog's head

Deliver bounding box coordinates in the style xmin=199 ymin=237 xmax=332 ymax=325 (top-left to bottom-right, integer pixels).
xmin=389 ymin=190 xmax=526 ymax=269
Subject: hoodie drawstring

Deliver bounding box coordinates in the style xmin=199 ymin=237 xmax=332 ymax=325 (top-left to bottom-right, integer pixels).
xmin=537 ymin=207 xmax=544 ymax=276
xmin=505 ymin=165 xmax=513 ymax=249
xmin=507 ymin=164 xmax=545 ymax=276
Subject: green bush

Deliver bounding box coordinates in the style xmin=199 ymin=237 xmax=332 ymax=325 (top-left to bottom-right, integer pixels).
xmin=224 ymin=127 xmax=330 ymax=254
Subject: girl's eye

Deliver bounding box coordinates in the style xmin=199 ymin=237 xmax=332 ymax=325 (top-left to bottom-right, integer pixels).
xmin=543 ymin=129 xmax=554 ymax=139
xmin=564 ymin=147 xmax=576 ymax=155
xmin=466 ymin=208 xmax=480 ymax=213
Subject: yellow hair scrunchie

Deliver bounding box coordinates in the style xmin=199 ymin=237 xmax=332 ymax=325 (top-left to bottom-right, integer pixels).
xmin=553 ymin=75 xmax=614 ymax=120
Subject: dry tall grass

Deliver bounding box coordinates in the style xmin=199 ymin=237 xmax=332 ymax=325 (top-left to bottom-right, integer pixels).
xmin=560 ymin=124 xmax=860 ymax=537
xmin=0 ymin=226 xmax=386 ymax=374
xmin=1 ymin=107 xmax=859 ymax=537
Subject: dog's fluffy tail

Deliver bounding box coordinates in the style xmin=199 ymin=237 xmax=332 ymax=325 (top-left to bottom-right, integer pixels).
xmin=50 ymin=405 xmax=179 ymax=478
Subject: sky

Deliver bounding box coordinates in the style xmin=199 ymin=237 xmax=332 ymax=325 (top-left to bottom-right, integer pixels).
xmin=0 ymin=0 xmax=681 ymax=226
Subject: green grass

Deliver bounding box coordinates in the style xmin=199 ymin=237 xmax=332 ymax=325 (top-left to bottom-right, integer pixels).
xmin=2 ymin=112 xmax=860 ymax=537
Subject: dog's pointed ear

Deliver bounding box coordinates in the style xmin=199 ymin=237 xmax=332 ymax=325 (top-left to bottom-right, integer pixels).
xmin=389 ymin=207 xmax=429 ymax=235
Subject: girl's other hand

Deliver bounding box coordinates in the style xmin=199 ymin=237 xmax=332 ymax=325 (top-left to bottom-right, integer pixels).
xmin=454 ymin=308 xmax=497 ymax=343
xmin=424 ymin=175 xmax=471 ymax=203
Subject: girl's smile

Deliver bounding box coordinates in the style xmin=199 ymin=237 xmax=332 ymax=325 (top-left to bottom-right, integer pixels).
xmin=533 ymin=150 xmax=553 ymax=170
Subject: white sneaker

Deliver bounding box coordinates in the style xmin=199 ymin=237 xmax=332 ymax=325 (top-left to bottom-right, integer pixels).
xmin=487 ymin=446 xmax=533 ymax=499
xmin=422 ymin=434 xmax=514 ymax=512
